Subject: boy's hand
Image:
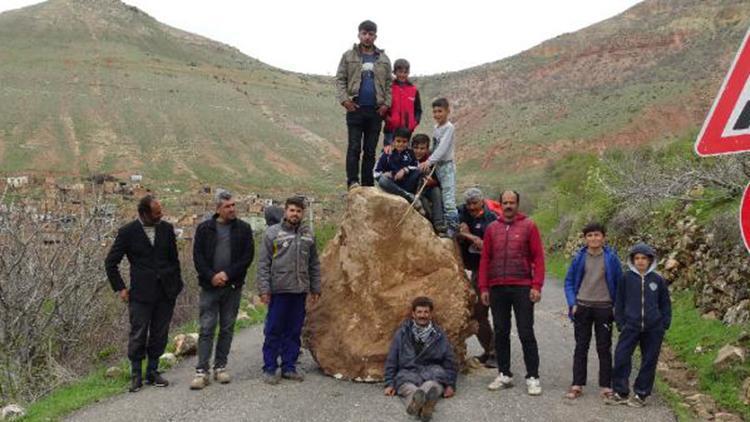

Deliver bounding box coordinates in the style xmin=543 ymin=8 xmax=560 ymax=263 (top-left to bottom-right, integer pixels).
xmin=443 ymin=386 xmax=455 ymax=398
xmin=377 ymin=105 xmax=388 ymax=117
xmin=342 ymin=100 xmax=358 ymax=112
xmin=383 ymin=145 xmax=393 ymax=154
xmin=418 ymin=161 xmax=431 ymax=173
xmin=394 ymin=169 xmax=406 ymax=181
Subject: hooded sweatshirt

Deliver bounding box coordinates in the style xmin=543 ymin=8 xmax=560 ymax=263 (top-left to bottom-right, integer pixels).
xmin=614 ymin=243 xmax=671 ymax=332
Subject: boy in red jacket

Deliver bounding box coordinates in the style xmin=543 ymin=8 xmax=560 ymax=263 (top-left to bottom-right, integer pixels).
xmin=383 ymin=59 xmax=422 ymax=151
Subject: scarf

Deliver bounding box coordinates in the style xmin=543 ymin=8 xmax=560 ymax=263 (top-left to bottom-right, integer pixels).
xmin=410 ymin=319 xmax=437 ymax=345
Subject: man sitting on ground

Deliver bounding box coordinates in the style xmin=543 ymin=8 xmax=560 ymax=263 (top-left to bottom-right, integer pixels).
xmin=384 ymin=297 xmax=456 ymax=421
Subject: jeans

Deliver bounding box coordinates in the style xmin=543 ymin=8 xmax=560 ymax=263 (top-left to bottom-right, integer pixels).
xmin=128 ymin=297 xmax=176 ymax=375
xmin=489 ymin=285 xmax=539 ymax=378
xmin=377 ymin=171 xmax=420 ymax=202
xmin=346 ymin=107 xmax=382 ymax=187
xmin=196 ymin=286 xmax=243 ymax=371
xmin=420 ymin=186 xmax=445 ymax=232
xmin=572 ymin=305 xmax=613 ymax=387
xmin=262 ymin=293 xmax=307 ymax=373
xmin=612 ymin=326 xmax=664 ymax=398
xmin=434 ymin=161 xmax=458 ymax=229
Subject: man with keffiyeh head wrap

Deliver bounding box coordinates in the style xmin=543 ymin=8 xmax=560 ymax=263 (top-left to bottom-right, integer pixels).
xmin=383 ymin=297 xmax=457 ymax=421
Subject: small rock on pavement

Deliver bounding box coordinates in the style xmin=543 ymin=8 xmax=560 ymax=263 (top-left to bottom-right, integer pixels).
xmin=104 ymin=366 xmax=123 ymax=379
xmin=174 ymin=333 xmax=199 ymax=356
xmin=713 ymin=344 xmax=746 ymax=370
xmin=160 ymin=352 xmax=177 ymax=366
xmin=237 ymin=310 xmax=251 ymax=321
xmin=1 ymin=404 xmax=25 ymax=420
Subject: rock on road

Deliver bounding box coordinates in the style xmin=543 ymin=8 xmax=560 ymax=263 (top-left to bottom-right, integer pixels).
xmin=68 ymin=280 xmax=675 ymax=422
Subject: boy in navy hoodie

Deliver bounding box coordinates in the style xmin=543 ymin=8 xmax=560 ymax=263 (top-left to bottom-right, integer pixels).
xmin=606 ymin=243 xmax=671 ymax=408
xmin=374 ymin=127 xmax=421 ymax=209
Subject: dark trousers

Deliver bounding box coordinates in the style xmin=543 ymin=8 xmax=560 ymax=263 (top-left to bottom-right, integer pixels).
xmin=346 ymin=107 xmax=382 ymax=186
xmin=128 ymin=297 xmax=176 ymax=375
xmin=196 ymin=286 xmax=243 ymax=371
xmin=471 ymin=272 xmax=493 ymax=354
xmin=262 ymin=293 xmax=307 ymax=373
xmin=421 ymin=187 xmax=445 ymax=231
xmin=377 ymin=171 xmax=420 ymax=201
xmin=489 ymin=285 xmax=539 ymax=378
xmin=612 ymin=326 xmax=664 ymax=398
xmin=572 ymin=305 xmax=613 ymax=387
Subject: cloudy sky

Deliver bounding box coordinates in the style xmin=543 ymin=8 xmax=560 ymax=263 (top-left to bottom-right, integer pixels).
xmin=1 ymin=0 xmax=641 ymax=75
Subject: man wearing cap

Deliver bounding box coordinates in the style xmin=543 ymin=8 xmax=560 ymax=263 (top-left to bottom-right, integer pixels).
xmin=336 ymin=20 xmax=392 ymax=190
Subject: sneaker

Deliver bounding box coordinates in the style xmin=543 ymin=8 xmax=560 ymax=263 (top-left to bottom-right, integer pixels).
xmin=263 ymin=371 xmax=281 ymax=385
xmin=145 ymin=371 xmax=169 ymax=387
xmin=129 ymin=373 xmax=143 ymax=393
xmin=282 ymin=370 xmax=304 ymax=382
xmin=627 ymin=394 xmax=647 ymax=408
xmin=406 ymin=389 xmax=425 ymax=416
xmin=488 ymin=373 xmax=513 ymax=390
xmin=526 ymin=377 xmax=542 ymax=396
xmin=604 ymin=392 xmax=629 ymax=405
xmin=189 ymin=371 xmax=210 ymax=390
xmin=214 ymin=367 xmax=231 ymax=384
xmin=420 ymin=385 xmax=440 ymax=421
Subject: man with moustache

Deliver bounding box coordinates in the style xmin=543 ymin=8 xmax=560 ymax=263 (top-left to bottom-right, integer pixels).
xmin=336 ymin=20 xmax=392 ymax=190
xmin=105 ymin=195 xmax=183 ymax=393
xmin=479 ymin=191 xmax=545 ymax=396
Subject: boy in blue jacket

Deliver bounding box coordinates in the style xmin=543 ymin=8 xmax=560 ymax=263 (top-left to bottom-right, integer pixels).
xmin=606 ymin=243 xmax=671 ymax=408
xmin=374 ymin=127 xmax=421 ymax=209
xmin=563 ymin=223 xmax=622 ymax=400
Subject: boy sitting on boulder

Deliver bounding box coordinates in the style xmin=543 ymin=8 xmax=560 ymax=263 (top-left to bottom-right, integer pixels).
xmin=411 ymin=133 xmax=445 ymax=235
xmin=374 ymin=127 xmax=422 ymax=210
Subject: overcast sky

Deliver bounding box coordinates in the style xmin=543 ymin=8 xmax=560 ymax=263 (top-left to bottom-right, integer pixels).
xmin=1 ymin=0 xmax=641 ymax=75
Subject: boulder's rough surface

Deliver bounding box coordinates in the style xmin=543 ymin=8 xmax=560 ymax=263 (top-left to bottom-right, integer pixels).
xmin=174 ymin=333 xmax=199 ymax=357
xmin=304 ymin=187 xmax=473 ymax=381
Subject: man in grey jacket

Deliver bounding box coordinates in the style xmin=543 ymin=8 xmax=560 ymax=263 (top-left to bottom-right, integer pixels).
xmin=257 ymin=196 xmax=321 ymax=384
xmin=336 ymin=20 xmax=391 ymax=189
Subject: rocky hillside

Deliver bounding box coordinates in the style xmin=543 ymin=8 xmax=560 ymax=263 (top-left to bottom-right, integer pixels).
xmin=0 ymin=0 xmax=345 ymax=194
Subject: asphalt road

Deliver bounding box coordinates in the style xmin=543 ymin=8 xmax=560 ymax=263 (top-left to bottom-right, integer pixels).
xmin=68 ymin=281 xmax=675 ymax=422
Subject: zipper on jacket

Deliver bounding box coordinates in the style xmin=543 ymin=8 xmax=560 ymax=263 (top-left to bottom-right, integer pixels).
xmin=640 ymin=274 xmax=645 ymax=332
xmin=502 ymin=223 xmax=511 ymax=278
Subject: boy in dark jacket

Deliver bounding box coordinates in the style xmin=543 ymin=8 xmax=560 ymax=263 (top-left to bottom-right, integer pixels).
xmin=383 ymin=58 xmax=422 ymax=149
xmin=606 ymin=243 xmax=671 ymax=408
xmin=384 ymin=297 xmax=456 ymax=421
xmin=412 ymin=133 xmax=445 ymax=235
xmin=375 ymin=127 xmax=421 ymax=208
xmin=563 ymin=223 xmax=622 ymax=400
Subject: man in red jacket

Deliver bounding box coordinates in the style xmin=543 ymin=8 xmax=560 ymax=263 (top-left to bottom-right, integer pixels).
xmin=479 ymin=190 xmax=545 ymax=396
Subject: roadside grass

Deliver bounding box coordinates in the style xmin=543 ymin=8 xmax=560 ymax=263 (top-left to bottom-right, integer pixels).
xmin=546 ymin=252 xmax=569 ymax=281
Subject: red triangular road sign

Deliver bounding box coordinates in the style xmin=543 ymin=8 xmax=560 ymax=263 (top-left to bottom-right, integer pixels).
xmin=696 ymin=26 xmax=750 ymax=156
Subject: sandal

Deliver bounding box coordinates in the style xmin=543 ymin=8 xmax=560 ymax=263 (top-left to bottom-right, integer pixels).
xmin=565 ymin=386 xmax=583 ymax=400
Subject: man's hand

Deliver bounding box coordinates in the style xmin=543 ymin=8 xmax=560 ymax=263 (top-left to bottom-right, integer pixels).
xmin=118 ymin=288 xmax=129 ymax=303
xmin=472 ymin=238 xmax=484 ymax=250
xmin=310 ymin=293 xmax=321 ymax=305
xmin=480 ymin=291 xmax=490 ymax=307
xmin=530 ymin=288 xmax=542 ymax=303
xmin=443 ymin=386 xmax=455 ymax=398
xmin=342 ymin=100 xmax=358 ymax=112
xmin=384 ymin=386 xmax=396 ymax=396
xmin=377 ymin=105 xmax=388 ymax=117
xmin=394 ymin=168 xmax=406 ymax=181
xmin=571 ymin=305 xmax=577 ymax=315
xmin=260 ymin=294 xmax=271 ymax=305
xmin=418 ymin=161 xmax=431 ymax=173
xmin=458 ymin=223 xmax=470 ymax=234
xmin=211 ymin=272 xmax=227 ymax=287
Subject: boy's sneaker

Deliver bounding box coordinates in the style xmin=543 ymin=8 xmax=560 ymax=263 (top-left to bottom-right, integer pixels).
xmin=282 ymin=370 xmax=304 ymax=382
xmin=214 ymin=367 xmax=231 ymax=384
xmin=604 ymin=392 xmax=629 ymax=405
xmin=145 ymin=371 xmax=169 ymax=387
xmin=263 ymin=371 xmax=281 ymax=385
xmin=406 ymin=389 xmax=426 ymax=416
xmin=526 ymin=377 xmax=542 ymax=396
xmin=627 ymin=394 xmax=647 ymax=408
xmin=129 ymin=373 xmax=143 ymax=393
xmin=189 ymin=370 xmax=210 ymax=390
xmin=487 ymin=373 xmax=513 ymax=390
xmin=420 ymin=385 xmax=441 ymax=422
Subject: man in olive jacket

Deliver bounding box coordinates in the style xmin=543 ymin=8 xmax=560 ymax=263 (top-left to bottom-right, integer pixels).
xmin=336 ymin=19 xmax=391 ymax=189
xmin=105 ymin=195 xmax=183 ymax=393
xmin=256 ymin=196 xmax=321 ymax=384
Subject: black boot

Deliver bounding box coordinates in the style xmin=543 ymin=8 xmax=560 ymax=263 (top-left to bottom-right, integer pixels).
xmin=145 ymin=371 xmax=169 ymax=387
xmin=129 ymin=373 xmax=143 ymax=393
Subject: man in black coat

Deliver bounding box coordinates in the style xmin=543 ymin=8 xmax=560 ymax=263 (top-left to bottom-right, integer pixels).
xmin=105 ymin=195 xmax=183 ymax=392
xmin=190 ymin=190 xmax=254 ymax=390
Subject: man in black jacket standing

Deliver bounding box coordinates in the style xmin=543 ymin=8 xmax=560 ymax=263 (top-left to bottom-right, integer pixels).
xmin=190 ymin=190 xmax=254 ymax=390
xmin=105 ymin=195 xmax=183 ymax=393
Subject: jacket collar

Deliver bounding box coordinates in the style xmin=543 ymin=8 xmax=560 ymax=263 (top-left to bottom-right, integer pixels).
xmin=352 ymin=43 xmax=384 ymax=56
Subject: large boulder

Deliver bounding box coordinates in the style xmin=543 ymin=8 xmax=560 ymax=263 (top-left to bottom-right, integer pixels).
xmin=304 ymin=187 xmax=473 ymax=381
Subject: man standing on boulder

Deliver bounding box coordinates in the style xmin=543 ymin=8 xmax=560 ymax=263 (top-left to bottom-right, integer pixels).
xmin=190 ymin=190 xmax=254 ymax=390
xmin=257 ymin=196 xmax=321 ymax=384
xmin=384 ymin=297 xmax=456 ymax=421
xmin=105 ymin=195 xmax=183 ymax=393
xmin=336 ymin=20 xmax=391 ymax=190
xmin=479 ymin=191 xmax=545 ymax=396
